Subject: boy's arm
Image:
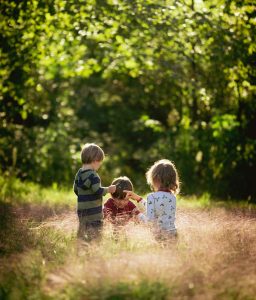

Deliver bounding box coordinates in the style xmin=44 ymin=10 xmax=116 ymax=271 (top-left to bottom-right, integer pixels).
xmin=89 ymin=173 xmax=108 ymax=195
xmin=73 ymin=175 xmax=78 ymax=195
xmin=90 ymin=173 xmax=116 ymax=195
xmin=73 ymin=184 xmax=78 ymax=196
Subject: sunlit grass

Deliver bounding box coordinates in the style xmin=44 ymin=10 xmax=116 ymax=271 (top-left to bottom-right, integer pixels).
xmin=0 ymin=175 xmax=74 ymax=207
xmin=1 ymin=175 xmax=253 ymax=210
xmin=1 ymin=208 xmax=256 ymax=299
xmin=36 ymin=206 xmax=255 ymax=299
xmin=1 ymin=177 xmax=256 ymax=299
xmin=178 ymin=192 xmax=212 ymax=208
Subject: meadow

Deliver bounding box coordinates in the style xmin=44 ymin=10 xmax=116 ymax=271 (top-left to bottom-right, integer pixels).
xmin=0 ymin=177 xmax=256 ymax=300
xmin=1 ymin=2 xmax=255 ymax=299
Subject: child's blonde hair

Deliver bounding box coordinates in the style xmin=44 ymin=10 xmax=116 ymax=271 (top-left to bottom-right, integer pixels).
xmin=81 ymin=143 xmax=105 ymax=164
xmin=146 ymin=159 xmax=180 ymax=193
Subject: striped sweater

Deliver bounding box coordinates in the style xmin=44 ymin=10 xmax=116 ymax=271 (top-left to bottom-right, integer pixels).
xmin=73 ymin=168 xmax=108 ymax=224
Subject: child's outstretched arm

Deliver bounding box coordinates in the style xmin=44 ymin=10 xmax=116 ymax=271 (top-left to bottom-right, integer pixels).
xmin=124 ymin=190 xmax=144 ymax=203
xmin=124 ymin=190 xmax=148 ymax=222
xmin=125 ymin=191 xmax=155 ymax=221
xmin=89 ymin=173 xmax=116 ymax=195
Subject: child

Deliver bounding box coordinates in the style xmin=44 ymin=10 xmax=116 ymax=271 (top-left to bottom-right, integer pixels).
xmin=125 ymin=159 xmax=180 ymax=236
xmin=73 ymin=143 xmax=116 ymax=240
xmin=103 ymin=176 xmax=146 ymax=225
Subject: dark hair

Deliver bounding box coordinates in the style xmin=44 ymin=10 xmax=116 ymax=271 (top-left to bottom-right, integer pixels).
xmin=111 ymin=176 xmax=133 ymax=200
xmin=81 ymin=143 xmax=105 ymax=164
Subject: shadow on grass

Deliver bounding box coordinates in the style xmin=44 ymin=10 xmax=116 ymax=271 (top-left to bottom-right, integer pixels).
xmin=0 ymin=201 xmax=33 ymax=256
xmin=0 ymin=200 xmax=72 ymax=256
xmin=0 ymin=200 xmax=76 ymax=300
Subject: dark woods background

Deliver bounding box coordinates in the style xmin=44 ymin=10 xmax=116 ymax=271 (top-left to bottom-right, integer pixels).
xmin=1 ymin=0 xmax=255 ymax=200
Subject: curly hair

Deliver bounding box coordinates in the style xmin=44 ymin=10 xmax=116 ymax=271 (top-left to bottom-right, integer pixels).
xmin=146 ymin=159 xmax=180 ymax=194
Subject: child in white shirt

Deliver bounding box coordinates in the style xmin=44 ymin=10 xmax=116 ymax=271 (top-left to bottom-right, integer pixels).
xmin=125 ymin=159 xmax=180 ymax=236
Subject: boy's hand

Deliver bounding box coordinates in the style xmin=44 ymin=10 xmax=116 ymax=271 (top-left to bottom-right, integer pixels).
xmin=108 ymin=185 xmax=116 ymax=194
xmin=124 ymin=190 xmax=142 ymax=202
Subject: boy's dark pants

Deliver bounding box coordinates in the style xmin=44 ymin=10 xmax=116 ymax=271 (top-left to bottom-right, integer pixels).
xmin=77 ymin=217 xmax=102 ymax=242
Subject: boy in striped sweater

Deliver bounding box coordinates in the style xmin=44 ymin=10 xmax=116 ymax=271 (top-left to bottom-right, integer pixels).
xmin=73 ymin=143 xmax=116 ymax=241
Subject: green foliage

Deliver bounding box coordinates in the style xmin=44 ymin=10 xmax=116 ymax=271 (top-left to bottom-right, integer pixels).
xmin=0 ymin=0 xmax=255 ymax=199
xmin=0 ymin=175 xmax=74 ymax=207
xmin=61 ymin=281 xmax=169 ymax=300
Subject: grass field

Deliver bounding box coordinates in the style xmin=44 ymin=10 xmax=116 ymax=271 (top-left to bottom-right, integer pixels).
xmin=0 ymin=177 xmax=256 ymax=300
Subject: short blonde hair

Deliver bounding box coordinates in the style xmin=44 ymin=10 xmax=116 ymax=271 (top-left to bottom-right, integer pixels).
xmin=146 ymin=159 xmax=180 ymax=193
xmin=81 ymin=143 xmax=105 ymax=164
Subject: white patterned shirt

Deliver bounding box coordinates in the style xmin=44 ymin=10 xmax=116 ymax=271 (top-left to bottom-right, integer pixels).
xmin=143 ymin=191 xmax=176 ymax=232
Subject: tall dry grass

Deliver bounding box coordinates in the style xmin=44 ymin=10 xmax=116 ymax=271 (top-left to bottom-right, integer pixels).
xmin=2 ymin=177 xmax=255 ymax=299
xmin=43 ymin=206 xmax=256 ymax=300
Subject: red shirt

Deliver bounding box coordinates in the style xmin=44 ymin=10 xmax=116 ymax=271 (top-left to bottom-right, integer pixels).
xmin=103 ymin=198 xmax=140 ymax=223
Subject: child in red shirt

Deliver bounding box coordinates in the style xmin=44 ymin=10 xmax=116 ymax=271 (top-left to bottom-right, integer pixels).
xmin=103 ymin=176 xmax=146 ymax=224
